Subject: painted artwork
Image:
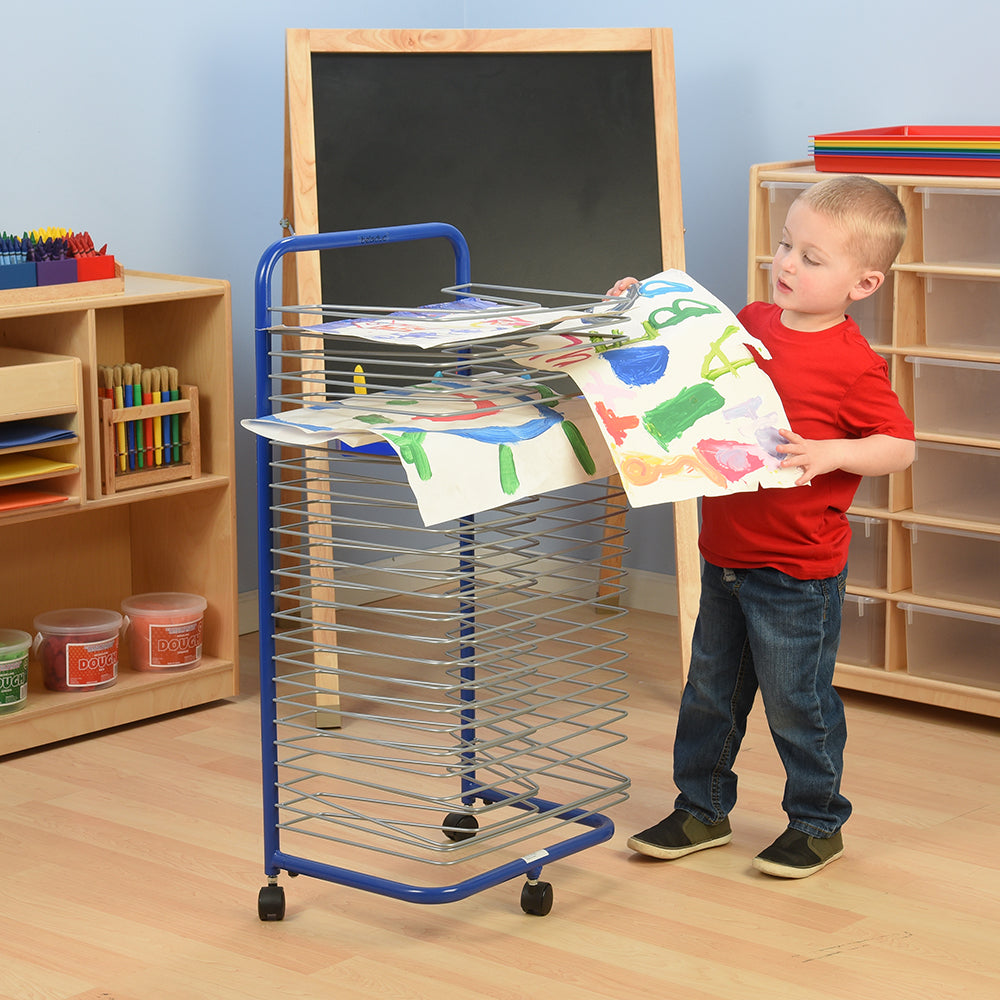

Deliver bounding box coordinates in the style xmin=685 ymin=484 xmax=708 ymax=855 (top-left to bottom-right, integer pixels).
xmin=244 ymin=269 xmax=799 ymax=524
xmin=515 ymin=270 xmax=800 ymax=507
xmin=242 ymin=379 xmax=616 ymax=525
xmin=308 ymin=299 xmax=584 ymax=348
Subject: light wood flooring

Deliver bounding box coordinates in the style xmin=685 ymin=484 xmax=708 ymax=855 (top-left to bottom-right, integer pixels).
xmin=3 ymin=608 xmax=1000 ymax=999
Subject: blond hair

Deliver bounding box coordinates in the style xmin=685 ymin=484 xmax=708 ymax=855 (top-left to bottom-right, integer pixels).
xmin=796 ymin=175 xmax=907 ymax=275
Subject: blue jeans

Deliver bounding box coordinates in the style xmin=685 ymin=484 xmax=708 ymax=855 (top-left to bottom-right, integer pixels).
xmin=673 ymin=561 xmax=851 ymax=837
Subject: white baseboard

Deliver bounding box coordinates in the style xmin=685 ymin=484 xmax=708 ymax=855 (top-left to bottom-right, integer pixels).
xmin=238 ymin=565 xmax=676 ymax=634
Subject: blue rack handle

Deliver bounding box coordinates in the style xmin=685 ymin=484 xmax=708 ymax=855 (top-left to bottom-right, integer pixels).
xmin=252 ymin=221 xmax=471 ymax=418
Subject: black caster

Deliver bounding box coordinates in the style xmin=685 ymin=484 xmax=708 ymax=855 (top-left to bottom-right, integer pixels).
xmin=258 ymin=883 xmax=286 ymax=921
xmin=520 ymin=879 xmax=553 ymax=916
xmin=443 ymin=811 xmax=479 ymax=842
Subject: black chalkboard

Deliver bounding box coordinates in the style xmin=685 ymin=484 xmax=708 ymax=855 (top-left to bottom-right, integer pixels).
xmin=308 ymin=50 xmax=665 ymax=307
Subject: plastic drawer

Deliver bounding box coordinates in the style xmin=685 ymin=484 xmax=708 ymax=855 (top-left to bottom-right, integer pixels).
xmin=909 ymin=356 xmax=1000 ymax=439
xmin=900 ymin=602 xmax=1000 ymax=690
xmin=853 ymin=474 xmax=889 ymax=508
xmin=839 ymin=595 xmax=885 ymax=668
xmin=906 ymin=522 xmax=1000 ymax=608
xmin=847 ymin=514 xmax=887 ymax=588
xmin=911 ymin=441 xmax=1000 ymax=523
xmin=921 ymin=272 xmax=1000 ymax=351
xmin=918 ymin=187 xmax=1000 ymax=266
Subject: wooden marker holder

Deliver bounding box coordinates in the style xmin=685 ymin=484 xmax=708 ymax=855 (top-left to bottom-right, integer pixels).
xmin=99 ymin=385 xmax=201 ymax=494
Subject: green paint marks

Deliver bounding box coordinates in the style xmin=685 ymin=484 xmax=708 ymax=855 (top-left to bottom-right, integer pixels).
xmin=643 ymin=383 xmax=724 ymax=448
xmin=383 ymin=431 xmax=432 ymax=480
xmin=561 ymin=421 xmax=596 ymax=475
xmin=701 ymin=324 xmax=757 ymax=381
xmin=641 ymin=298 xmax=721 ymax=339
xmin=498 ymin=443 xmax=519 ymax=494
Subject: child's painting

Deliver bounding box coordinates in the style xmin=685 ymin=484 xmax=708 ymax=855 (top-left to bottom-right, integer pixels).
xmin=242 ymin=379 xmax=616 ymax=525
xmin=516 ymin=270 xmax=800 ymax=507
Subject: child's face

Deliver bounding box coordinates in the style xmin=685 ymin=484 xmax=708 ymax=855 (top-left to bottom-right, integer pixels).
xmin=771 ymin=200 xmax=882 ymax=332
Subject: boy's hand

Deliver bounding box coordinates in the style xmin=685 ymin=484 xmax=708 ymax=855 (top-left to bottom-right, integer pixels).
xmin=606 ymin=276 xmax=639 ymax=297
xmin=776 ymin=428 xmax=844 ymax=486
xmin=777 ymin=428 xmax=916 ymax=485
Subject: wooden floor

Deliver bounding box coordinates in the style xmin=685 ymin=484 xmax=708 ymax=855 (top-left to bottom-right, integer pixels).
xmin=4 ymin=608 xmax=1000 ymax=999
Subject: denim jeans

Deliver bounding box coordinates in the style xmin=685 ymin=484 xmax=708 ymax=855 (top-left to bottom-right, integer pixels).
xmin=673 ymin=561 xmax=851 ymax=837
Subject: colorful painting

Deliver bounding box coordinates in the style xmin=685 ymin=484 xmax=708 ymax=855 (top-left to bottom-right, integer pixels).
xmin=242 ymin=380 xmax=616 ymax=525
xmin=514 ymin=270 xmax=800 ymax=506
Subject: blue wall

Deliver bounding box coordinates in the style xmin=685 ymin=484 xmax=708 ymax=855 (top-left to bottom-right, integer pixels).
xmin=7 ymin=1 xmax=999 ymax=592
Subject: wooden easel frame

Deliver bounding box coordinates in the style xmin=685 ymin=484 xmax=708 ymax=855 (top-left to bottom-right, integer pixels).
xmin=281 ymin=27 xmax=699 ymax=690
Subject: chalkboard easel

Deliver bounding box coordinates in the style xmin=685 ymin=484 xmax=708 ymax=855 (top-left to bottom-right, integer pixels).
xmin=281 ymin=27 xmax=700 ymax=671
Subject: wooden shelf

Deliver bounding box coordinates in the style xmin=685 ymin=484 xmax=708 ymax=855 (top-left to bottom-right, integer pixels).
xmin=732 ymin=162 xmax=1000 ymax=717
xmin=1 ymin=656 xmax=237 ymax=756
xmin=0 ymin=271 xmax=238 ymax=753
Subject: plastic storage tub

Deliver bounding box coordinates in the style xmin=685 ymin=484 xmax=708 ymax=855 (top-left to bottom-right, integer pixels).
xmin=33 ymin=608 xmax=122 ymax=692
xmin=853 ymin=474 xmax=889 ymax=508
xmin=909 ymin=356 xmax=1000 ymax=439
xmin=847 ymin=515 xmax=888 ymax=588
xmin=910 ymin=441 xmax=1000 ymax=522
xmin=900 ymin=602 xmax=1000 ymax=690
xmin=839 ymin=595 xmax=885 ymax=668
xmin=918 ymin=187 xmax=1000 ymax=266
xmin=121 ymin=592 xmax=206 ymax=672
xmin=0 ymin=629 xmax=32 ymax=714
xmin=921 ymin=272 xmax=1000 ymax=351
xmin=906 ymin=522 xmax=1000 ymax=608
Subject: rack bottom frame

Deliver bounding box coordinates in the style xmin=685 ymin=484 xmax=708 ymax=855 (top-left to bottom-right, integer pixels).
xmin=257 ymin=446 xmax=632 ymax=917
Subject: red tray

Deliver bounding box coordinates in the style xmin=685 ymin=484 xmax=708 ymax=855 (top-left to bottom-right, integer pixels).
xmin=811 ymin=126 xmax=1000 ymax=177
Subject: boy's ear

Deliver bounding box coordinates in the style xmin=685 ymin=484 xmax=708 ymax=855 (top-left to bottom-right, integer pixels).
xmin=849 ymin=269 xmax=885 ymax=302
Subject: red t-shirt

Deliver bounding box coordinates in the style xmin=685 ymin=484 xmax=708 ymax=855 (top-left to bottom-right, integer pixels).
xmin=699 ymin=302 xmax=914 ymax=580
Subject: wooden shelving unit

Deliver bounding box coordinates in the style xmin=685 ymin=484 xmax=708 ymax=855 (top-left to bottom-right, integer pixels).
xmin=0 ymin=271 xmax=238 ymax=754
xmin=737 ymin=161 xmax=1000 ymax=717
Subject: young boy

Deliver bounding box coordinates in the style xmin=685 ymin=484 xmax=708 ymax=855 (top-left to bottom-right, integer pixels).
xmin=612 ymin=175 xmax=915 ymax=878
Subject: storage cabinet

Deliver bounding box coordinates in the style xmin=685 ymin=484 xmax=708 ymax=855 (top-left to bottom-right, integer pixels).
xmin=742 ymin=161 xmax=1000 ymax=716
xmin=0 ymin=272 xmax=238 ymax=754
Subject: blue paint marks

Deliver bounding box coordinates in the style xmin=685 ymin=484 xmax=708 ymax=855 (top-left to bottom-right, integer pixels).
xmin=432 ymin=410 xmax=561 ymax=444
xmin=602 ymin=344 xmax=670 ymax=387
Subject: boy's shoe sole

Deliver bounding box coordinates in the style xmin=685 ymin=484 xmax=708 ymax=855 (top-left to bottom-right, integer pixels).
xmin=627 ymin=809 xmax=733 ymax=860
xmin=752 ymin=827 xmax=844 ymax=878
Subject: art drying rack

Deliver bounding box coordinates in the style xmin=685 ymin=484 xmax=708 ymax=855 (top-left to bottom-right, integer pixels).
xmin=252 ymin=223 xmax=631 ymax=918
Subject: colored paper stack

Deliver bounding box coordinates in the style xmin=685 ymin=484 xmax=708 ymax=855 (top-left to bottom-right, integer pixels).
xmin=810 ymin=126 xmax=1000 ymax=177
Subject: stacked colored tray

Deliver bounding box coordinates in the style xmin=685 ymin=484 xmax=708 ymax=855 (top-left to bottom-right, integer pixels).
xmin=810 ymin=126 xmax=1000 ymax=177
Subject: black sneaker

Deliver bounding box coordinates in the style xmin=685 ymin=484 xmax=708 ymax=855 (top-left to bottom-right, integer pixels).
xmin=627 ymin=809 xmax=733 ymax=859
xmin=752 ymin=827 xmax=844 ymax=878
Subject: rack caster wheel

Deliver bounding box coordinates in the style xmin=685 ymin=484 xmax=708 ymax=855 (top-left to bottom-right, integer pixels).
xmin=520 ymin=879 xmax=553 ymax=916
xmin=442 ymin=811 xmax=479 ymax=842
xmin=258 ymin=884 xmax=286 ymax=921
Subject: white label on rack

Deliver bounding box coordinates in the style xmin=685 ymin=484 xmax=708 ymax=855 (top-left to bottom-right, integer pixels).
xmin=520 ymin=849 xmax=550 ymax=865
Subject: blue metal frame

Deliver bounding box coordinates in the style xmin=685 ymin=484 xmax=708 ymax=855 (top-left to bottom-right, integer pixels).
xmin=252 ymin=223 xmax=615 ymax=908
